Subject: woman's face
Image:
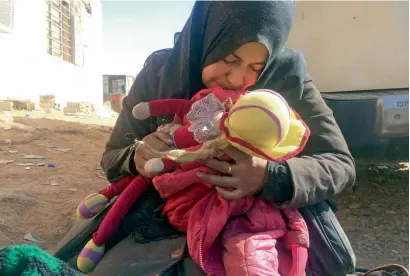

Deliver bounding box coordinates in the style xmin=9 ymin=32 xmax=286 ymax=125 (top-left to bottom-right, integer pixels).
xmin=202 ymin=42 xmax=269 ymax=90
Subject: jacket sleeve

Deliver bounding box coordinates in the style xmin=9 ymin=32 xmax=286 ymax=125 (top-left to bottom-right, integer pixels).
xmin=101 ymin=67 xmax=156 ymax=182
xmin=256 ymin=81 xmax=356 ymax=208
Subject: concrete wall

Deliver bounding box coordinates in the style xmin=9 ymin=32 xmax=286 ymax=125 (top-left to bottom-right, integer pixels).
xmin=287 ymin=1 xmax=409 ymax=92
xmin=0 ymin=0 xmax=103 ymax=107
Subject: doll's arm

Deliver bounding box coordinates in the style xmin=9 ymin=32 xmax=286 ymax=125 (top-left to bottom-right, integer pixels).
xmin=132 ymin=99 xmax=194 ymax=120
xmin=145 ymin=144 xmax=203 ymax=173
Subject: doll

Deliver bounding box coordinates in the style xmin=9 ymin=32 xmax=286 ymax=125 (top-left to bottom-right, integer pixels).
xmin=75 ymin=86 xmax=246 ymax=273
xmin=76 ymin=86 xmax=311 ymax=276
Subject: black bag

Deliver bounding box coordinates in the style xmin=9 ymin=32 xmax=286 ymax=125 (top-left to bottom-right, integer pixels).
xmin=301 ymin=200 xmax=356 ymax=276
xmin=54 ymin=186 xmax=181 ymax=269
xmin=54 ymin=190 xmax=356 ymax=276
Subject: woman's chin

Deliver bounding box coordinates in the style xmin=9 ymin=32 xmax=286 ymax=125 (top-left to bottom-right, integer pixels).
xmin=212 ymin=82 xmax=232 ymax=90
xmin=210 ymin=82 xmax=223 ymax=89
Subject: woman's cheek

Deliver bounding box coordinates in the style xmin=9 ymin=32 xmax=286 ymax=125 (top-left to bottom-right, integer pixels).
xmin=244 ymin=74 xmax=259 ymax=88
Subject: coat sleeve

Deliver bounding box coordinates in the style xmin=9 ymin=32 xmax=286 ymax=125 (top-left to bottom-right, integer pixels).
xmin=100 ymin=67 xmax=156 ymax=182
xmin=257 ymin=81 xmax=356 ymax=208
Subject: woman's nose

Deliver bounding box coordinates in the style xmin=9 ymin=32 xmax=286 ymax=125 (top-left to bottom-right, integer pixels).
xmin=226 ymin=67 xmax=246 ymax=89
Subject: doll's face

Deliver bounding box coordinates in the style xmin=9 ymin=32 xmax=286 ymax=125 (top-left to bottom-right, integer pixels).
xmin=202 ymin=42 xmax=268 ymax=90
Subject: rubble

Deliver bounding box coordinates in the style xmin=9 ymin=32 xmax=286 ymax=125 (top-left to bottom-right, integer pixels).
xmin=39 ymin=95 xmax=56 ymax=111
xmin=63 ymin=102 xmax=93 ymax=116
xmin=5 ymin=99 xmax=35 ymax=111
xmin=0 ymin=101 xmax=13 ymax=111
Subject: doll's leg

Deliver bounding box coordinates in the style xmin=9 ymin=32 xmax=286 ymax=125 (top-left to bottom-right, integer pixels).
xmin=77 ymin=175 xmax=151 ymax=273
xmin=76 ymin=175 xmax=134 ymax=220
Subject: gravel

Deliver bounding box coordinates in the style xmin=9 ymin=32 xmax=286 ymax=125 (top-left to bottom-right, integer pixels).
xmin=336 ymin=161 xmax=409 ymax=270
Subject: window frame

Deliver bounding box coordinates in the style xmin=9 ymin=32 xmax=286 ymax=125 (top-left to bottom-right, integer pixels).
xmin=46 ymin=0 xmax=72 ymax=63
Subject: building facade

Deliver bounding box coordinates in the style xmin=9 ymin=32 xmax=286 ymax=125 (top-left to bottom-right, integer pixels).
xmin=0 ymin=0 xmax=103 ymax=107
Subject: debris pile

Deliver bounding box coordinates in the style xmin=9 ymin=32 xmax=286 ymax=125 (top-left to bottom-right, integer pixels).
xmin=64 ymin=102 xmax=93 ymax=116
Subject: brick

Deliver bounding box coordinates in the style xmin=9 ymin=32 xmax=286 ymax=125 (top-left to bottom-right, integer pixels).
xmin=39 ymin=95 xmax=55 ymax=102
xmin=26 ymin=102 xmax=36 ymax=111
xmin=0 ymin=101 xmax=13 ymax=111
xmin=63 ymin=107 xmax=79 ymax=115
xmin=66 ymin=102 xmax=84 ymax=109
xmin=40 ymin=102 xmax=54 ymax=109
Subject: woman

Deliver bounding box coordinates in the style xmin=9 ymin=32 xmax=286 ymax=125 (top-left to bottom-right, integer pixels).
xmin=57 ymin=1 xmax=356 ymax=275
xmin=103 ymin=0 xmax=355 ymax=204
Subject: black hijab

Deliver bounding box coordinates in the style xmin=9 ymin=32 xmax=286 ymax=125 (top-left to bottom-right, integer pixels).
xmin=148 ymin=1 xmax=309 ymax=107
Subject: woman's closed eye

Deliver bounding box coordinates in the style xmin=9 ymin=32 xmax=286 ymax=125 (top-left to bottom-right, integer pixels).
xmin=223 ymin=55 xmax=239 ymax=64
xmin=250 ymin=64 xmax=265 ymax=73
xmin=223 ymin=55 xmax=265 ymax=73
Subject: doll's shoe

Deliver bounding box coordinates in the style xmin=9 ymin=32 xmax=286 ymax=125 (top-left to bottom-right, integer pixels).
xmin=76 ymin=193 xmax=109 ymax=219
xmin=77 ymin=239 xmax=105 ymax=273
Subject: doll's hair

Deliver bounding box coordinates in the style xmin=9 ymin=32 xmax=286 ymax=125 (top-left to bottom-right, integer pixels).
xmin=134 ymin=134 xmax=229 ymax=163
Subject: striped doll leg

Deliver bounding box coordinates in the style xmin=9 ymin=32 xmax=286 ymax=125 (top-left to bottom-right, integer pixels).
xmin=76 ymin=175 xmax=134 ymax=219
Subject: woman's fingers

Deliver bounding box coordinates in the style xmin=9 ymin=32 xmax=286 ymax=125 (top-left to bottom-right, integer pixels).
xmin=154 ymin=131 xmax=174 ymax=147
xmin=196 ymin=172 xmax=238 ymax=187
xmin=134 ymin=131 xmax=174 ymax=177
xmin=201 ymin=159 xmax=236 ymax=175
xmin=142 ymin=131 xmax=173 ymax=151
xmin=222 ymin=146 xmax=249 ymax=161
xmin=215 ymin=186 xmax=245 ymax=200
xmin=134 ymin=144 xmax=151 ymax=176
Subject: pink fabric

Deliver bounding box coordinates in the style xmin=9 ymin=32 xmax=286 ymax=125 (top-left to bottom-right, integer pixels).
xmin=150 ymin=86 xmax=309 ymax=275
xmin=153 ymin=165 xmax=309 ymax=276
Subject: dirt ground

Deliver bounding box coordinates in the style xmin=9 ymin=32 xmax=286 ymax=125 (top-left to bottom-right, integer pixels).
xmin=0 ymin=112 xmax=115 ymax=251
xmin=0 ymin=112 xmax=408 ymax=270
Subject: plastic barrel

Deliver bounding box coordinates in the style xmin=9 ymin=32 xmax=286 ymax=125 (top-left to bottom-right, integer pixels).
xmin=109 ymin=94 xmax=126 ymax=113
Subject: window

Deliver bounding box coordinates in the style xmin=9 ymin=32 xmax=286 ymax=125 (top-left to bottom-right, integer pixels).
xmin=0 ymin=0 xmax=14 ymax=33
xmin=46 ymin=0 xmax=72 ymax=63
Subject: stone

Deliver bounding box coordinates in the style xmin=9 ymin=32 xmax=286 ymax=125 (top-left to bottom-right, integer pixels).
xmin=0 ymin=101 xmax=13 ymax=111
xmin=370 ymin=203 xmax=379 ymax=209
xmin=66 ymin=102 xmax=84 ymax=109
xmin=40 ymin=102 xmax=54 ymax=109
xmin=26 ymin=102 xmax=35 ymax=111
xmin=63 ymin=107 xmax=80 ymax=115
xmin=0 ymin=193 xmax=39 ymax=205
xmin=349 ymin=203 xmax=361 ymax=209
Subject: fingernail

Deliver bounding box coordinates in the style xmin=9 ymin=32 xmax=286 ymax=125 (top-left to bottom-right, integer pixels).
xmin=196 ymin=172 xmax=204 ymax=178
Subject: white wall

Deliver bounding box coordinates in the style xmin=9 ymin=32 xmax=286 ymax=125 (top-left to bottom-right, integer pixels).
xmin=0 ymin=0 xmax=103 ymax=107
xmin=287 ymin=1 xmax=409 ymax=92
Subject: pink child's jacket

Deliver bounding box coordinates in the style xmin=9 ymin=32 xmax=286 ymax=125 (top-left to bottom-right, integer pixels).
xmin=153 ymin=162 xmax=309 ymax=276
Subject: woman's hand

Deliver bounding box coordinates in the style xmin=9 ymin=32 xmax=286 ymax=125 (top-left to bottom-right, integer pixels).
xmin=134 ymin=131 xmax=174 ymax=177
xmin=197 ymin=146 xmax=268 ymax=200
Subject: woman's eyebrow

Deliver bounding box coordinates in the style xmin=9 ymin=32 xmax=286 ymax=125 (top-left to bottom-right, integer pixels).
xmin=232 ymin=53 xmax=266 ymax=65
xmin=231 ymin=53 xmax=242 ymax=60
